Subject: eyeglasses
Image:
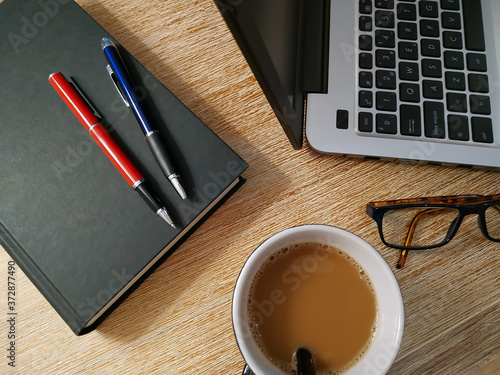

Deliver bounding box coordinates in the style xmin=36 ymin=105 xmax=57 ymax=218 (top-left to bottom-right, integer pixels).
xmin=366 ymin=195 xmax=500 ymax=268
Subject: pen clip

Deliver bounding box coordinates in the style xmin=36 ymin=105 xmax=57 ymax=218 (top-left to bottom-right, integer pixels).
xmin=66 ymin=75 xmax=102 ymax=119
xmin=106 ymin=65 xmax=130 ymax=108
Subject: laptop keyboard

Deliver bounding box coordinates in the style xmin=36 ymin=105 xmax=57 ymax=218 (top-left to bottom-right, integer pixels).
xmin=356 ymin=0 xmax=494 ymax=144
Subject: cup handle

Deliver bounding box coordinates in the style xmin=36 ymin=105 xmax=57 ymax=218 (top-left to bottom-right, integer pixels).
xmin=242 ymin=364 xmax=255 ymax=375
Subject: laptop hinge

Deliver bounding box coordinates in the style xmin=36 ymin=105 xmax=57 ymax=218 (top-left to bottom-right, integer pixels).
xmin=302 ymin=0 xmax=330 ymax=94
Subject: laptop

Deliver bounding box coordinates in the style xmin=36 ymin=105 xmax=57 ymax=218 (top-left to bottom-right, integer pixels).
xmin=215 ymin=0 xmax=500 ymax=169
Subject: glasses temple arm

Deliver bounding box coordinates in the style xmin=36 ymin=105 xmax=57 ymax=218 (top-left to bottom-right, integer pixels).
xmin=398 ymin=208 xmax=443 ymax=268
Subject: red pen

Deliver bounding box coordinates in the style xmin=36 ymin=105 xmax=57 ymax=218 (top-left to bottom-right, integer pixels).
xmin=49 ymin=72 xmax=175 ymax=228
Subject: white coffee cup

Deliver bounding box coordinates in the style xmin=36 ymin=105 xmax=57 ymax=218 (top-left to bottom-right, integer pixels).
xmin=232 ymin=225 xmax=404 ymax=375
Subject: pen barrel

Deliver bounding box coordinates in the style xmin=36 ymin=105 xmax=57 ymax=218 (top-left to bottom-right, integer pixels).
xmin=146 ymin=132 xmax=177 ymax=178
xmin=103 ymin=45 xmax=154 ymax=134
xmin=49 ymin=72 xmax=99 ymax=130
xmin=134 ymin=181 xmax=164 ymax=213
xmin=89 ymin=124 xmax=144 ymax=187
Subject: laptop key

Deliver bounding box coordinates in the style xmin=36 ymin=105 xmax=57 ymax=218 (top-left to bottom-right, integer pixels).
xmin=375 ymin=30 xmax=395 ymax=48
xmin=376 ymin=70 xmax=396 ymax=89
xmin=423 ymin=80 xmax=443 ymax=99
xmin=444 ymin=51 xmax=464 ymax=69
xmin=376 ymin=114 xmax=398 ymax=134
xmin=443 ymin=31 xmax=463 ymax=49
xmin=400 ymin=104 xmax=422 ymax=136
xmin=446 ymin=93 xmax=467 ymax=112
xmin=424 ymin=101 xmax=445 ymax=138
xmin=359 ymin=90 xmax=374 ymax=108
xmin=422 ymin=58 xmax=442 ymax=78
xmin=398 ymin=42 xmax=418 ymax=60
xmin=471 ymin=117 xmax=493 ymax=143
xmin=440 ymin=0 xmax=460 ymax=11
xmin=448 ymin=115 xmax=469 ymax=141
xmin=359 ymin=35 xmax=373 ymax=51
xmin=421 ymin=38 xmax=441 ymax=57
xmin=360 ymin=16 xmax=373 ymax=32
xmin=376 ymin=91 xmax=397 ymax=111
xmin=360 ymin=0 xmax=373 ymax=14
xmin=397 ymin=3 xmax=417 ymax=20
xmin=445 ymin=71 xmax=466 ymax=91
xmin=376 ymin=49 xmax=396 ymax=68
xmin=469 ymin=95 xmax=491 ymax=115
xmin=398 ymin=22 xmax=418 ymax=40
xmin=375 ymin=0 xmax=394 ymax=9
xmin=441 ymin=11 xmax=461 ymax=29
xmin=359 ymin=52 xmax=373 ymax=69
xmin=468 ymin=73 xmax=489 ymax=93
xmin=462 ymin=0 xmax=486 ymax=51
xmin=466 ymin=53 xmax=487 ymax=72
xmin=375 ymin=10 xmax=395 ymax=28
xmin=359 ymin=112 xmax=373 ymax=132
xmin=399 ymin=62 xmax=419 ymax=81
xmin=420 ymin=19 xmax=440 ymax=37
xmin=359 ymin=71 xmax=373 ymax=88
xmin=399 ymin=83 xmax=420 ymax=102
xmin=419 ymin=1 xmax=439 ymax=18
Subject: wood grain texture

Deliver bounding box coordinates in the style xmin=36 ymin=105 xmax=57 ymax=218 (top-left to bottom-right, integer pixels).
xmin=1 ymin=1 xmax=499 ymax=374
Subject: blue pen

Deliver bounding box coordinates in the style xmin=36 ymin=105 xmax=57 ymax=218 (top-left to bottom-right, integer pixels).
xmin=101 ymin=37 xmax=187 ymax=200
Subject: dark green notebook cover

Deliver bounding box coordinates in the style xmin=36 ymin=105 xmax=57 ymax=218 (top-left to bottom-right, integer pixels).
xmin=0 ymin=0 xmax=247 ymax=335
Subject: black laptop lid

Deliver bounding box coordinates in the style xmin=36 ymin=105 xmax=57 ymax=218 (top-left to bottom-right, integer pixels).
xmin=215 ymin=0 xmax=329 ymax=149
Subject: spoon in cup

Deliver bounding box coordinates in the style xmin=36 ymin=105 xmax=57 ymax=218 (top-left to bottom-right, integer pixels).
xmin=295 ymin=347 xmax=316 ymax=375
xmin=241 ymin=347 xmax=315 ymax=375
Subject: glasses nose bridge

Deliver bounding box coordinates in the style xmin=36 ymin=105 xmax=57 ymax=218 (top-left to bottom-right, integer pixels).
xmin=458 ymin=204 xmax=482 ymax=217
xmin=451 ymin=204 xmax=485 ymax=237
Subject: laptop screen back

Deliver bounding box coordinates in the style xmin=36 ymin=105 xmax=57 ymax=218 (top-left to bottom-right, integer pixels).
xmin=215 ymin=0 xmax=305 ymax=149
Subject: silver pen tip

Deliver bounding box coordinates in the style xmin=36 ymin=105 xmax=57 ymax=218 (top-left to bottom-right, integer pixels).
xmin=157 ymin=208 xmax=176 ymax=229
xmin=171 ymin=177 xmax=187 ymax=200
xmin=101 ymin=37 xmax=115 ymax=51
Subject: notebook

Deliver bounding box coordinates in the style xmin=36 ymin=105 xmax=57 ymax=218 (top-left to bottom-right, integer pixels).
xmin=0 ymin=0 xmax=247 ymax=335
xmin=216 ymin=0 xmax=500 ymax=168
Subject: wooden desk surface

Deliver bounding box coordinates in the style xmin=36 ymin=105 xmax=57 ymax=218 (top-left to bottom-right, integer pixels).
xmin=1 ymin=1 xmax=499 ymax=374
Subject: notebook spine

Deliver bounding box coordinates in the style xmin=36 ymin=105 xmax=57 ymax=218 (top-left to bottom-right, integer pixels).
xmin=0 ymin=220 xmax=86 ymax=334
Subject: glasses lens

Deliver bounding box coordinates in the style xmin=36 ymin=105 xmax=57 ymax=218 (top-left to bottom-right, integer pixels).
xmin=484 ymin=204 xmax=500 ymax=240
xmin=381 ymin=207 xmax=459 ymax=248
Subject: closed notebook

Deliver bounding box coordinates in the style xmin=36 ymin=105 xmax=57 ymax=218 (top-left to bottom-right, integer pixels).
xmin=0 ymin=0 xmax=247 ymax=335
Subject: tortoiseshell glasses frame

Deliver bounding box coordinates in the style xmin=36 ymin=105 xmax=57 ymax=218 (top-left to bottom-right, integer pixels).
xmin=366 ymin=195 xmax=500 ymax=268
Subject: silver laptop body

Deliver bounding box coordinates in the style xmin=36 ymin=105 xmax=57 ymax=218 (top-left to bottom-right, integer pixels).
xmin=306 ymin=0 xmax=500 ymax=168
